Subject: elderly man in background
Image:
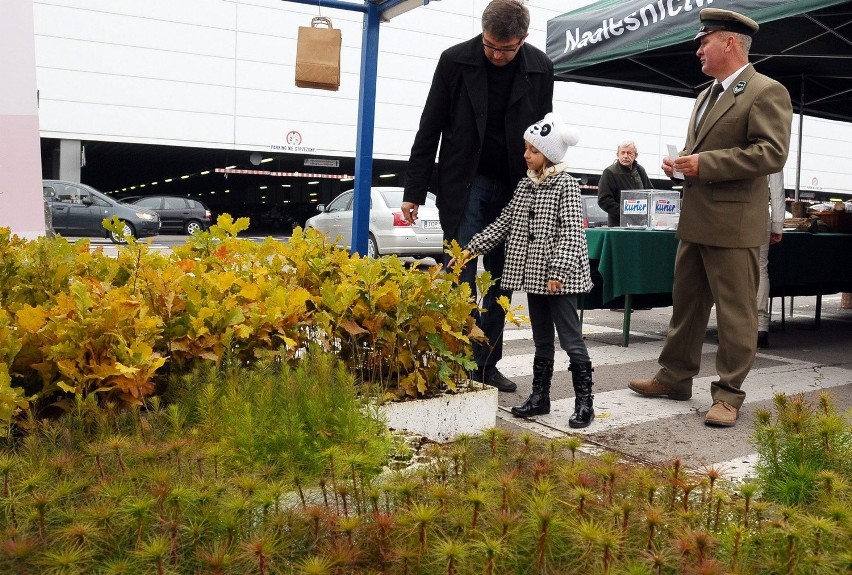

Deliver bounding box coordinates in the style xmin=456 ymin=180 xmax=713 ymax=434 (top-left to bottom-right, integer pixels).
xmin=597 ymin=140 xmax=653 ymax=227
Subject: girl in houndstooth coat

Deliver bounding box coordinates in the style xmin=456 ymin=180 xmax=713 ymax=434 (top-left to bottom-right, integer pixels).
xmin=454 ymin=113 xmax=596 ymax=428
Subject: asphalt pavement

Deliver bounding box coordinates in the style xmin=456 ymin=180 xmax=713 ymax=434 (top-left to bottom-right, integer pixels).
xmin=495 ymin=292 xmax=852 ymax=481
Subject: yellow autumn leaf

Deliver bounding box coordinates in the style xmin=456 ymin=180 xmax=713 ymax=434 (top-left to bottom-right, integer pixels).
xmin=15 ymin=305 xmax=48 ymax=332
xmin=239 ymin=282 xmax=260 ymax=300
xmin=418 ymin=316 xmax=437 ymax=334
xmin=375 ymin=284 xmax=400 ymax=311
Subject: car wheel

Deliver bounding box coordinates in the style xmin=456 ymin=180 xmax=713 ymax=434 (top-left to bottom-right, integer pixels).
xmin=110 ymin=221 xmax=135 ymax=244
xmin=367 ymin=233 xmax=379 ymax=258
xmin=184 ymin=220 xmax=203 ymax=235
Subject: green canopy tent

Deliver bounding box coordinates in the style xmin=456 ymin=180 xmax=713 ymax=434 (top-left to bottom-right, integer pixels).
xmin=546 ymin=0 xmax=852 ymax=199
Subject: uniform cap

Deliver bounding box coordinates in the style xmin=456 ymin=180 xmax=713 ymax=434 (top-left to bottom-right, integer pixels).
xmin=694 ymin=8 xmax=759 ymax=40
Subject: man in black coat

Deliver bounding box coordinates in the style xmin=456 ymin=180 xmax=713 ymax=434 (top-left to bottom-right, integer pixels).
xmin=596 ymin=140 xmax=653 ymax=227
xmin=401 ymin=0 xmax=554 ymax=392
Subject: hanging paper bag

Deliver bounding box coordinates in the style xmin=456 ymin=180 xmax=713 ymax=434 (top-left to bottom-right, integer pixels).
xmin=295 ymin=17 xmax=341 ymax=91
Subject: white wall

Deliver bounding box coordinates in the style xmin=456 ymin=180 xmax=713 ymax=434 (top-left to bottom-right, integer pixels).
xmin=33 ymin=0 xmax=852 ymax=195
xmin=1 ymin=0 xmax=46 ymax=239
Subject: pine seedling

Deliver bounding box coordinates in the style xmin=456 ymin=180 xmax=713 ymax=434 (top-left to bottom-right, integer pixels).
xmin=433 ymin=537 xmax=468 ymax=575
xmin=337 ymin=515 xmax=364 ymax=547
xmin=711 ymin=491 xmax=729 ymax=531
xmin=643 ymin=506 xmax=664 ymax=551
xmin=197 ymin=538 xmax=233 ymax=575
xmin=528 ymin=492 xmax=556 ymax=571
xmin=738 ymin=482 xmax=758 ymax=528
xmin=406 ymin=502 xmax=441 ymax=560
xmin=463 ymin=486 xmax=488 ymax=531
xmin=0 ymin=452 xmax=14 ymax=497
xmin=472 ymin=533 xmax=506 ymax=575
xmin=0 ymin=534 xmax=40 ymax=571
xmin=797 ymin=513 xmax=838 ymax=557
xmin=239 ymin=534 xmax=277 ymax=575
xmin=27 ymin=490 xmax=53 ymax=539
xmin=135 ymin=534 xmax=171 ymax=575
xmin=121 ymin=496 xmax=157 ymax=544
xmin=563 ymin=436 xmax=584 ymax=465
xmin=38 ymin=542 xmax=93 ymax=574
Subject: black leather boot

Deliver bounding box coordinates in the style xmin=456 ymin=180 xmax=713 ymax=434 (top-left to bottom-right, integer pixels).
xmin=568 ymin=361 xmax=595 ymax=428
xmin=511 ymin=357 xmax=553 ymax=418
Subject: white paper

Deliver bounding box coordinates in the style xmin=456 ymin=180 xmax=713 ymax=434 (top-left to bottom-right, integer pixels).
xmin=667 ymin=144 xmax=684 ymax=180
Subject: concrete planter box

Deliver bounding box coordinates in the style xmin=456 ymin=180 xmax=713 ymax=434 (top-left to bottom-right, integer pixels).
xmin=377 ymin=381 xmax=498 ymax=443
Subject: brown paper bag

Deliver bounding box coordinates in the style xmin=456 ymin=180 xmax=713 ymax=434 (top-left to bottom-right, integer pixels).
xmin=295 ymin=17 xmax=341 ymax=91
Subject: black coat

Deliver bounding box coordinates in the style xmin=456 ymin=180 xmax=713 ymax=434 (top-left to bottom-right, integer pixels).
xmin=402 ymin=35 xmax=554 ymax=237
xmin=596 ymin=161 xmax=653 ymax=227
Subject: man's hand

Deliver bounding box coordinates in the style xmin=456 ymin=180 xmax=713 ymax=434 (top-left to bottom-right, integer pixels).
xmin=401 ymin=201 xmax=420 ymax=224
xmin=769 ymin=232 xmax=783 ymax=245
xmin=662 ymin=156 xmax=675 ymax=178
xmin=672 ymin=153 xmax=700 ymax=177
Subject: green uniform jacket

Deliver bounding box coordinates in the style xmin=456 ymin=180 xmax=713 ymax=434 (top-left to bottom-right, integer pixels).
xmin=677 ymin=64 xmax=793 ymax=248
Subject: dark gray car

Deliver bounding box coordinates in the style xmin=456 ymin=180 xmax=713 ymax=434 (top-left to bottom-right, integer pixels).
xmin=124 ymin=195 xmax=213 ymax=235
xmin=43 ymin=180 xmax=160 ymax=243
xmin=581 ymin=195 xmax=609 ymax=228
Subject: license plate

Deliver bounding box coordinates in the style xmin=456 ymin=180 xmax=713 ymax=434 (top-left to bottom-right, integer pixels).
xmin=421 ymin=220 xmax=441 ymax=230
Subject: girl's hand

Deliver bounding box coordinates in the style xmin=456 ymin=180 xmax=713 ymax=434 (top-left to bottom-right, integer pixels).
xmin=547 ymin=279 xmax=563 ymax=293
xmin=447 ymin=249 xmax=472 ymax=270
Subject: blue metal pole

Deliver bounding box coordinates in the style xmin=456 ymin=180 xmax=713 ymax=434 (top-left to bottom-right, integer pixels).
xmin=350 ymin=2 xmax=380 ymax=256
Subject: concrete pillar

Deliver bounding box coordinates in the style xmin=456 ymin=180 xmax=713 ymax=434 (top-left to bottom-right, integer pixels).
xmin=59 ymin=139 xmax=82 ymax=182
xmin=0 ymin=0 xmax=45 ymax=239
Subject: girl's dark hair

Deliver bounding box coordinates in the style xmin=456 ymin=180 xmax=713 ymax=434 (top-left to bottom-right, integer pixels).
xmin=481 ymin=0 xmax=529 ymax=41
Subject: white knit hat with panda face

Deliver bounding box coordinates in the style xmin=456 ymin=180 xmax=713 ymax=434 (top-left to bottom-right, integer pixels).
xmin=524 ymin=112 xmax=580 ymax=164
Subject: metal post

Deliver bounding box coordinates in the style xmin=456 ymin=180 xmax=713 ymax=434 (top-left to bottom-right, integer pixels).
xmin=794 ymin=76 xmax=804 ymax=202
xmin=350 ymin=2 xmax=380 ymax=256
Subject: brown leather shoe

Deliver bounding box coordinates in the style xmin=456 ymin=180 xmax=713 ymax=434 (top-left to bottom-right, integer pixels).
xmin=627 ymin=377 xmax=692 ymax=400
xmin=705 ymin=400 xmax=738 ymax=427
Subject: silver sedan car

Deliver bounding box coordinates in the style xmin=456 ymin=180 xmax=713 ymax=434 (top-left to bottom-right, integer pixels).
xmin=305 ymin=187 xmax=444 ymax=259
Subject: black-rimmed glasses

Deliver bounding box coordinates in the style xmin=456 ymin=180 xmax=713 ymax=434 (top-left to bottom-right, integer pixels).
xmin=482 ymin=41 xmax=522 ymax=54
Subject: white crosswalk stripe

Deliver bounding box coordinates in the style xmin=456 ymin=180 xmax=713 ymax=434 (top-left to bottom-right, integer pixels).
xmin=495 ymin=317 xmax=852 ymax=480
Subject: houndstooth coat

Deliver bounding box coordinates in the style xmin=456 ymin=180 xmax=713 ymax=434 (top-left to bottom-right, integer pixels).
xmin=466 ymin=169 xmax=593 ymax=296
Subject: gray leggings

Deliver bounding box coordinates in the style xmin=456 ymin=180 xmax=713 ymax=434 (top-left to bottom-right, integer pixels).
xmin=527 ymin=293 xmax=590 ymax=364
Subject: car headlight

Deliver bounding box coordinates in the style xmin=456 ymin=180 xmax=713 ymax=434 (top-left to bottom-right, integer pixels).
xmin=135 ymin=212 xmax=157 ymax=221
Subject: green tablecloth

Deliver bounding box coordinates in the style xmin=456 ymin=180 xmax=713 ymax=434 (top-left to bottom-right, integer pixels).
xmin=581 ymin=228 xmax=852 ymax=345
xmin=583 ymin=228 xmax=679 ymax=308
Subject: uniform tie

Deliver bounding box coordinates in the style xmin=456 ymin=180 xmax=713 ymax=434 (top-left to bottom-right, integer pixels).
xmin=696 ymin=83 xmax=723 ymax=133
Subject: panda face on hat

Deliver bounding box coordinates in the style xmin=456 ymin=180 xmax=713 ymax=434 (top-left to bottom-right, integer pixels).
xmin=524 ymin=113 xmax=580 ymax=164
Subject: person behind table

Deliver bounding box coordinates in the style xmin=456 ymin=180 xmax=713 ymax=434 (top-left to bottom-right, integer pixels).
xmin=401 ymin=0 xmax=554 ymax=393
xmin=450 ymin=113 xmax=596 ymax=428
xmin=627 ymin=8 xmax=793 ymax=428
xmin=757 ymin=171 xmax=785 ymax=348
xmin=596 ymin=140 xmax=654 ymax=227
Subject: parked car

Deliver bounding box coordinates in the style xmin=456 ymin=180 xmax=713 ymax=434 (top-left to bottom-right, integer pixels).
xmin=123 ymin=195 xmax=213 ymax=235
xmin=581 ymin=195 xmax=609 ymax=228
xmin=43 ymin=180 xmax=160 ymax=244
xmin=305 ymin=187 xmax=443 ymax=259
